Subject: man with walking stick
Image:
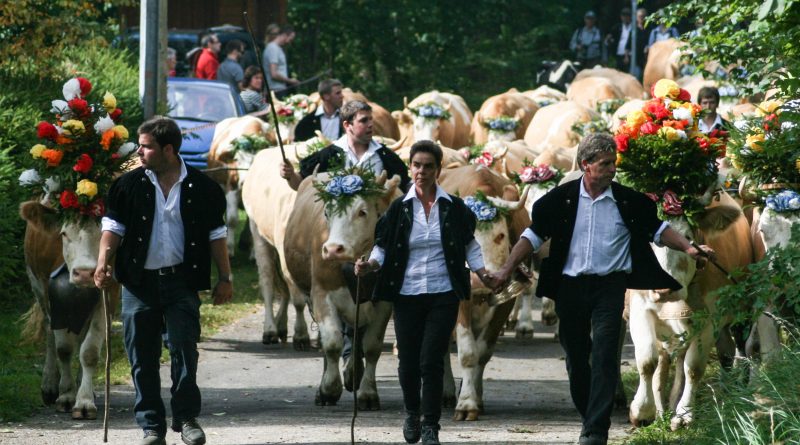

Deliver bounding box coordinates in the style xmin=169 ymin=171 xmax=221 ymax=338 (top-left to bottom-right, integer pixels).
xmin=94 ymin=116 xmax=232 ymax=445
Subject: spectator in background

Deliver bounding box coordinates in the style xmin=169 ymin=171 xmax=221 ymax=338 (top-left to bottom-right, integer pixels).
xmin=648 ymin=22 xmax=679 ymax=48
xmin=605 ymin=8 xmax=633 ymax=72
xmin=570 ymin=10 xmax=603 ymax=68
xmin=627 ymin=7 xmax=651 ymax=80
xmin=166 ymin=47 xmax=177 ymax=77
xmin=217 ymin=39 xmax=245 ymax=90
xmin=697 ymin=87 xmax=725 ymax=134
xmin=294 ymin=78 xmax=345 ymax=142
xmin=240 ymin=66 xmax=267 ymax=113
xmin=195 ymin=33 xmax=221 ymax=80
xmin=262 ymin=25 xmax=299 ymax=98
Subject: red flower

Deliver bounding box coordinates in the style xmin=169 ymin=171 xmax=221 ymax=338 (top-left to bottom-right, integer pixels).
xmin=59 ymin=190 xmax=80 ymax=209
xmin=80 ymin=199 xmax=105 ymax=217
xmin=640 ymin=121 xmax=661 ymax=135
xmin=111 ymin=153 xmax=120 ymax=160
xmin=709 ymin=129 xmax=728 ymax=140
xmin=277 ymin=107 xmax=293 ymax=116
xmin=68 ymin=98 xmax=90 ymax=117
xmin=644 ymin=100 xmax=670 ymax=121
xmin=645 ymin=192 xmax=660 ymax=202
xmin=73 ymin=153 xmax=93 ymax=174
xmin=614 ymin=134 xmax=629 ymax=153
xmin=110 ymin=108 xmax=123 ymax=122
xmin=473 ymin=151 xmax=494 ymax=167
xmin=37 ymin=121 xmax=59 ymax=141
xmin=677 ymin=89 xmax=691 ymax=102
xmin=662 ymin=190 xmax=684 ymax=216
xmin=763 ymin=113 xmax=779 ymax=132
xmin=77 ymin=77 xmax=92 ymax=97
xmin=696 ymin=137 xmax=710 ymax=150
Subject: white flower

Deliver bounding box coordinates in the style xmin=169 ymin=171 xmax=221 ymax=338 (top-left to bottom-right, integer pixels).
xmin=62 ymin=78 xmax=81 ymax=100
xmin=44 ymin=177 xmax=61 ymax=193
xmin=672 ymin=107 xmax=693 ymax=125
xmin=733 ymin=120 xmax=749 ymax=131
xmin=118 ymin=142 xmax=137 ymax=157
xmin=790 ymin=197 xmax=800 ymax=210
xmin=94 ymin=115 xmax=115 ymax=134
xmin=676 ymin=130 xmax=687 ymax=139
xmin=781 ymin=121 xmax=797 ymax=131
xmin=51 ymin=100 xmax=69 ymax=114
xmin=339 ymin=175 xmax=364 ymax=195
xmin=18 ymin=169 xmax=41 ymax=186
xmin=477 ymin=205 xmax=497 ymax=221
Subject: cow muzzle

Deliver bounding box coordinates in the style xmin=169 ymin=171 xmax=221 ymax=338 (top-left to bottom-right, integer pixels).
xmin=321 ymin=242 xmax=354 ymax=261
xmin=71 ymin=267 xmax=97 ymax=287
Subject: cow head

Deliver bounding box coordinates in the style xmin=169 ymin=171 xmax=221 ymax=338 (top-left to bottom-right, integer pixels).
xmin=486 ymin=109 xmax=526 ymax=143
xmin=319 ymin=171 xmax=401 ymax=262
xmin=470 ymin=185 xmax=529 ymax=272
xmin=652 ymin=216 xmax=696 ymax=301
xmin=20 ymin=201 xmax=101 ymax=288
xmin=412 ymin=102 xmax=452 ymax=143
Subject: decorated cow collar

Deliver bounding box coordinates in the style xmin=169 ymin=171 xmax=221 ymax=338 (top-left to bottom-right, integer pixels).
xmin=514 ymin=162 xmax=563 ymax=189
xmin=409 ymin=101 xmax=451 ymax=120
xmin=313 ymin=167 xmax=385 ymax=217
xmin=464 ymin=191 xmax=509 ymax=231
xmin=483 ymin=116 xmax=519 ymax=132
xmin=765 ymin=189 xmax=800 ymax=213
xmin=230 ymin=133 xmax=271 ymax=154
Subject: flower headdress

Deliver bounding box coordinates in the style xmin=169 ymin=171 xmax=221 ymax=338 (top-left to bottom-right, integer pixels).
xmin=230 ymin=133 xmax=271 ymax=155
xmin=312 ymin=167 xmax=385 ymax=217
xmin=19 ymin=77 xmax=135 ymax=222
xmin=483 ymin=116 xmax=519 ymax=132
xmin=409 ymin=102 xmax=451 ymax=120
xmin=513 ymin=160 xmax=563 ymax=190
xmin=614 ymin=79 xmax=724 ymax=221
xmin=726 ymin=99 xmax=800 ymax=212
xmin=464 ymin=191 xmax=509 ymax=231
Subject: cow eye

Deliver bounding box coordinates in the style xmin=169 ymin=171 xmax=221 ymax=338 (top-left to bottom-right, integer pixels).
xmin=358 ymin=209 xmax=368 ymax=218
xmin=61 ymin=232 xmax=69 ymax=241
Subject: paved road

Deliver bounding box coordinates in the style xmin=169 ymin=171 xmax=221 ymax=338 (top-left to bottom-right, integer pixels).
xmin=4 ymin=302 xmax=635 ymax=444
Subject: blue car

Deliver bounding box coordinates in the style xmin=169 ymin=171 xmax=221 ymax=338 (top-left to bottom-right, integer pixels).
xmin=167 ymin=78 xmax=246 ymax=169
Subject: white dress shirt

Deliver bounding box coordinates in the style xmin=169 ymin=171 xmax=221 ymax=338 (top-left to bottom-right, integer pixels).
xmin=369 ymin=185 xmax=485 ymax=295
xmin=698 ymin=114 xmax=723 ymax=134
xmin=317 ymin=106 xmax=341 ymax=141
xmin=333 ymin=135 xmax=384 ymax=177
xmin=521 ymin=177 xmax=668 ymax=277
xmin=616 ymin=23 xmax=632 ymax=56
xmin=101 ymin=160 xmax=227 ymax=269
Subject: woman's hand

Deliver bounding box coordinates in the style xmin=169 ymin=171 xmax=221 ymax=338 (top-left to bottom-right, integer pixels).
xmin=354 ymin=258 xmax=377 ymax=276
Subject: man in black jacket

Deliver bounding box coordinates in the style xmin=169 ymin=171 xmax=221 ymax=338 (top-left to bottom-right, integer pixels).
xmin=294 ymin=78 xmax=345 ymax=142
xmin=491 ymin=133 xmax=713 ymax=445
xmin=95 ymin=117 xmax=232 ymax=445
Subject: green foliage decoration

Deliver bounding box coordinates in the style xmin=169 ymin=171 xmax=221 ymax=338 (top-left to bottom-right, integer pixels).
xmin=313 ymin=167 xmax=386 ymax=218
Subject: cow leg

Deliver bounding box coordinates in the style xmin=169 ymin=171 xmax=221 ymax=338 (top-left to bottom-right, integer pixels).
xmin=53 ymin=329 xmax=78 ymax=413
xmin=315 ymin=292 xmax=344 ymax=406
xmin=670 ymin=323 xmax=713 ymax=431
xmin=289 ymin=282 xmax=311 ymax=351
xmin=756 ymin=312 xmax=781 ymax=361
xmin=506 ymin=294 xmax=520 ymax=331
xmin=42 ymin=327 xmax=60 ymax=405
xmin=628 ymin=294 xmax=658 ymax=427
xmin=251 ymin=219 xmax=284 ymax=345
xmin=716 ymin=323 xmax=737 ymax=370
xmin=541 ymin=297 xmax=559 ymax=341
xmin=356 ymin=301 xmax=392 ymax=411
xmin=72 ymin=302 xmax=103 ymax=420
xmin=515 ymin=289 xmax=535 ymax=338
xmin=225 ymin=188 xmax=239 ymax=258
xmin=652 ymin=349 xmax=671 ymax=417
xmin=667 ymin=349 xmax=685 ymax=412
xmin=274 ymin=283 xmax=290 ymax=344
xmin=441 ymin=346 xmax=456 ymax=408
xmin=454 ymin=323 xmax=481 ymax=421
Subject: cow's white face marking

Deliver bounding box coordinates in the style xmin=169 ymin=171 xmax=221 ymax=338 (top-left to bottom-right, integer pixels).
xmin=759 ymin=209 xmax=798 ymax=251
xmin=413 ymin=115 xmax=441 ymax=143
xmin=487 ymin=130 xmax=516 ymax=143
xmin=653 ymin=217 xmax=694 ymax=300
xmin=61 ymin=219 xmax=101 ymax=287
xmin=322 ymin=196 xmax=380 ymax=262
xmin=473 ymin=218 xmax=511 ymax=272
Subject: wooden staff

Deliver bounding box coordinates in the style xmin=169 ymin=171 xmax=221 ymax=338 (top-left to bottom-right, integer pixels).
xmin=101 ymin=246 xmax=113 ymax=442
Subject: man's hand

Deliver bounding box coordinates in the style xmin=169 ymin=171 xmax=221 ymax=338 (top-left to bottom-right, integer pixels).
xmin=488 ymin=268 xmax=512 ymax=293
xmin=354 ymin=258 xmax=377 ymax=276
xmin=280 ymin=160 xmax=301 ymax=190
xmin=93 ymin=263 xmax=113 ymax=289
xmin=686 ymin=244 xmax=715 ymax=270
xmin=212 ymin=280 xmax=233 ymax=305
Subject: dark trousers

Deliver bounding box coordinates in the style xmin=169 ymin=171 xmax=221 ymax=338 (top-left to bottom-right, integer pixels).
xmin=555 ymin=272 xmax=626 ymax=438
xmin=393 ymin=291 xmax=459 ymax=427
xmin=121 ymin=272 xmax=202 ymax=436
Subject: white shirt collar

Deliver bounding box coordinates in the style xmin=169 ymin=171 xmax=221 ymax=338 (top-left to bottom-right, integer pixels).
xmin=579 ymin=175 xmax=616 ymax=202
xmin=403 ymin=184 xmax=452 ymax=203
xmin=333 ymin=134 xmax=381 ymax=155
xmin=315 ymin=105 xmax=340 ymax=118
xmin=144 ymin=157 xmax=188 ymax=186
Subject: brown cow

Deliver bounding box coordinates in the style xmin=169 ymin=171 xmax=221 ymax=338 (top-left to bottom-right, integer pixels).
xmin=523 ymin=101 xmax=598 ymax=151
xmin=343 ymin=88 xmax=400 ymax=140
xmin=643 ymin=39 xmax=683 ymax=93
xmin=392 ymin=91 xmax=473 ymax=149
xmin=567 ymin=76 xmax=626 ymax=110
xmin=471 ymin=89 xmax=539 ymax=144
xmin=574 ymin=67 xmax=646 ymax=100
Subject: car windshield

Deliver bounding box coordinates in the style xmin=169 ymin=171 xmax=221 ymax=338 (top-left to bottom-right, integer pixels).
xmin=167 ymin=82 xmax=237 ymax=122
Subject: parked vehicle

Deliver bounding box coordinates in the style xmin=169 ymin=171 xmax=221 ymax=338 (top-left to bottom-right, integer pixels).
xmin=167 ymin=77 xmax=246 ymax=169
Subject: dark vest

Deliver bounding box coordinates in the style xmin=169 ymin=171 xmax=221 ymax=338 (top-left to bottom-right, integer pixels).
xmin=294 ymin=110 xmax=344 ymax=142
xmin=299 ymin=143 xmax=411 ymax=192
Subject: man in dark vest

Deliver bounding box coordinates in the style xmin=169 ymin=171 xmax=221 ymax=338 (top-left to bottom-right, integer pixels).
xmin=95 ymin=116 xmax=232 ymax=445
xmin=491 ymin=133 xmax=714 ymax=445
xmin=294 ymin=78 xmax=345 ymax=142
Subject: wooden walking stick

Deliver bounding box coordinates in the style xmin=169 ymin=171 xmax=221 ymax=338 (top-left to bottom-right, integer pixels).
xmin=101 ymin=246 xmax=113 ymax=442
xmin=351 ymin=257 xmax=365 ymax=445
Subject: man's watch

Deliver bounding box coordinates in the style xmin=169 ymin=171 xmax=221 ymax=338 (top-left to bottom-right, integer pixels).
xmin=218 ymin=275 xmax=232 ymax=283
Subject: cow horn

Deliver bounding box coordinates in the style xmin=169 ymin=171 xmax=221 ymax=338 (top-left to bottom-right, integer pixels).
xmin=502 ymin=158 xmax=513 ymax=179
xmin=739 ymin=175 xmax=757 ymax=202
xmin=403 ymin=96 xmax=408 ymax=109
xmin=486 ymin=184 xmax=530 ymax=211
xmin=387 ymin=134 xmax=407 ymax=151
xmin=311 ymin=163 xmax=321 ymax=181
xmin=493 ymin=144 xmax=508 ymax=159
xmin=375 ymin=170 xmax=388 ymax=186
xmin=443 ymin=101 xmax=452 ymax=112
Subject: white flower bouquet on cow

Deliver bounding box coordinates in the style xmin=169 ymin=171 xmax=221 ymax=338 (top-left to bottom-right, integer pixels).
xmin=18 ymin=77 xmax=134 ymax=222
xmin=614 ymin=79 xmax=725 ymax=222
xmin=313 ymin=167 xmax=385 ymax=217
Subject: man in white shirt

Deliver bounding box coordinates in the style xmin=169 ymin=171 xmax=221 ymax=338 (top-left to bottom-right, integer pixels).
xmin=491 ymin=133 xmax=713 ymax=445
xmin=262 ymin=25 xmax=299 ymax=98
xmin=294 ymin=78 xmax=345 ymax=142
xmin=95 ymin=117 xmax=232 ymax=445
xmin=697 ymin=87 xmax=725 ymax=134
xmin=605 ymin=8 xmax=633 ymax=72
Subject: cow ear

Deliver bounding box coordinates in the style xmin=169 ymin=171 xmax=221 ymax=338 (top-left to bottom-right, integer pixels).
xmin=381 ymin=174 xmax=401 ymax=203
xmin=20 ymin=201 xmax=60 ymax=232
xmin=514 ymin=108 xmax=526 ymax=121
xmin=475 ymin=111 xmax=483 ymax=125
xmin=375 ymin=170 xmax=388 ymax=187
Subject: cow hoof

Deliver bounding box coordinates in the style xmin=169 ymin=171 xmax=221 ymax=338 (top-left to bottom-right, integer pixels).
xmin=71 ymin=405 xmax=97 ymax=420
xmin=262 ymin=332 xmax=281 ymax=345
xmin=314 ymin=389 xmax=339 ymax=406
xmin=441 ymin=394 xmax=456 ymax=408
xmin=515 ymin=328 xmax=533 ymax=339
xmin=466 ymin=410 xmax=480 ymax=421
xmin=357 ymin=395 xmax=381 ymax=411
xmin=453 ymin=410 xmax=467 ymax=421
xmin=293 ymin=337 xmax=312 ymax=351
xmin=55 ymin=396 xmax=75 ymax=413
xmin=41 ymin=389 xmax=58 ymax=406
xmin=670 ymin=415 xmax=690 ymax=431
xmin=278 ymin=329 xmax=288 ymax=343
xmin=343 ymin=358 xmax=364 ymax=393
xmin=505 ymin=320 xmax=517 ymax=331
xmin=629 ymin=416 xmax=652 ymax=428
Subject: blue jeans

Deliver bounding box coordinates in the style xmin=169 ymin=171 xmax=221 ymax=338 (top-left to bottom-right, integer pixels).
xmin=121 ymin=272 xmax=201 ymax=435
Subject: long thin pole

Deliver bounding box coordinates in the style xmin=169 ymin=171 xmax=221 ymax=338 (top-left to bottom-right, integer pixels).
xmin=351 ymin=258 xmax=364 ymax=445
xmin=101 ymin=246 xmax=113 ymax=442
xmin=243 ymin=12 xmax=286 ymax=162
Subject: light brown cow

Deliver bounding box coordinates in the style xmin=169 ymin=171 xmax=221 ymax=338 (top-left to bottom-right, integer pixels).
xmin=643 ymin=39 xmax=683 ymax=93
xmin=343 ymin=88 xmax=400 ymax=140
xmin=522 ymin=85 xmax=567 ymax=109
xmin=567 ymin=76 xmax=626 ymax=110
xmin=574 ymin=67 xmax=646 ymax=99
xmin=611 ymin=99 xmax=647 ymax=132
xmin=523 ymin=101 xmax=598 ymax=151
xmin=471 ymin=89 xmax=540 ymax=144
xmin=392 ymin=91 xmax=473 ymax=149
xmin=283 ymin=172 xmax=401 ymax=409
xmin=20 ymin=202 xmax=120 ymax=420
xmin=438 ymin=165 xmax=531 ymax=421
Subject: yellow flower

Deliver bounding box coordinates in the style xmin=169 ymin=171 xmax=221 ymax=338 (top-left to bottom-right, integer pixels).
xmin=103 ymin=91 xmax=117 ymax=112
xmin=113 ymin=125 xmax=129 ymax=141
xmin=658 ymin=126 xmax=680 ymax=142
xmin=730 ymin=155 xmax=743 ymax=171
xmin=653 ymin=79 xmax=680 ymax=100
xmin=627 ymin=110 xmax=648 ymax=127
xmin=796 ymin=158 xmax=800 ymax=173
xmin=756 ymin=99 xmax=782 ymax=116
xmin=30 ymin=144 xmax=46 ymax=158
xmin=76 ymin=179 xmax=98 ymax=199
xmin=746 ymin=133 xmax=765 ymax=151
xmin=62 ymin=119 xmax=85 ymax=136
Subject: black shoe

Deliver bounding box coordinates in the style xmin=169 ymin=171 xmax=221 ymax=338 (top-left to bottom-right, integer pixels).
xmin=140 ymin=430 xmax=166 ymax=445
xmin=173 ymin=418 xmax=206 ymax=445
xmin=579 ymin=432 xmax=608 ymax=445
xmin=421 ymin=424 xmax=441 ymax=445
xmin=403 ymin=412 xmax=421 ymax=443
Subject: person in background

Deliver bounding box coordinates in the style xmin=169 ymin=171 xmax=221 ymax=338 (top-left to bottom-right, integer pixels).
xmin=194 ymin=33 xmax=221 ymax=80
xmin=570 ymin=10 xmax=603 ymax=68
xmin=627 ymin=7 xmax=651 ymax=79
xmin=355 ymin=141 xmax=497 ymax=445
xmin=240 ymin=66 xmax=267 ymax=113
xmin=294 ymin=78 xmax=345 ymax=142
xmin=697 ymin=86 xmax=726 ymax=134
xmin=216 ymin=39 xmax=245 ymax=91
xmin=648 ymin=21 xmax=680 ymax=49
xmin=605 ymin=8 xmax=633 ymax=72
xmin=263 ymin=25 xmax=299 ymax=99
xmin=95 ymin=117 xmax=232 ymax=445
xmin=166 ymin=47 xmax=177 ymax=77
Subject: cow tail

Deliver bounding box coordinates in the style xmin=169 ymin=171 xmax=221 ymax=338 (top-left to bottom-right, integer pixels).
xmin=20 ymin=301 xmax=46 ymax=345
